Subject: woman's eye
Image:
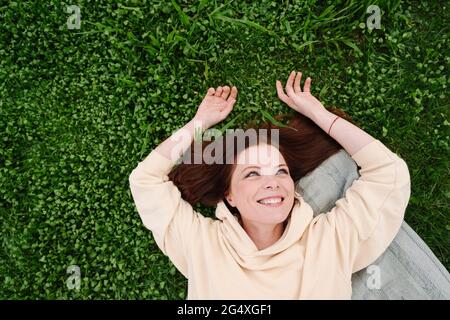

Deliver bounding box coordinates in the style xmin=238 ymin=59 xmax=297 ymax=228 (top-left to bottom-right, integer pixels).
xmin=245 ymin=169 xmax=288 ymax=178
xmin=246 ymin=171 xmax=259 ymax=178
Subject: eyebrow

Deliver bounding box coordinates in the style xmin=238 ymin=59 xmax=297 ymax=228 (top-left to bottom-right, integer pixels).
xmin=241 ymin=164 xmax=288 ymax=174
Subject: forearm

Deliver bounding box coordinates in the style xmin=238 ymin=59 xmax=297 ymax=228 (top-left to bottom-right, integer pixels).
xmin=152 ymin=118 xmax=206 ymax=162
xmin=310 ymin=108 xmax=375 ymax=156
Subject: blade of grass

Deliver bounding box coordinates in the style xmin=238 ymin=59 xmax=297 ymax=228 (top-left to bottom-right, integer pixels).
xmin=260 ymin=109 xmax=295 ymax=130
xmin=117 ymin=4 xmax=142 ymax=12
xmin=218 ymin=112 xmax=243 ymax=135
xmin=208 ymin=0 xmax=234 ymax=19
xmin=197 ymin=0 xmax=208 ymax=13
xmin=171 ymin=0 xmax=191 ymax=28
xmin=292 ymin=40 xmax=319 ymax=52
xmin=319 ymin=83 xmax=329 ymax=98
xmin=212 ymin=14 xmax=278 ymax=37
xmin=340 ymin=38 xmax=363 ymax=56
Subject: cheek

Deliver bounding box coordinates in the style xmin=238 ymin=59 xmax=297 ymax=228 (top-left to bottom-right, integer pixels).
xmin=285 ymin=178 xmax=295 ymax=189
xmin=281 ymin=178 xmax=295 ymax=194
xmin=236 ymin=181 xmax=259 ymax=202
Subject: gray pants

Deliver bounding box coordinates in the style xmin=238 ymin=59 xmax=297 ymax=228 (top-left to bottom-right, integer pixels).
xmin=296 ymin=149 xmax=450 ymax=300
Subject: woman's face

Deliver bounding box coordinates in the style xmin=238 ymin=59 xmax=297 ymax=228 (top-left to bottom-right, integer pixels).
xmin=225 ymin=142 xmax=295 ymax=225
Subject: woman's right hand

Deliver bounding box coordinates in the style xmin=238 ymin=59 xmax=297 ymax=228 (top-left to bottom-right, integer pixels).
xmin=276 ymin=70 xmax=326 ymax=119
xmin=193 ymin=85 xmax=238 ymax=130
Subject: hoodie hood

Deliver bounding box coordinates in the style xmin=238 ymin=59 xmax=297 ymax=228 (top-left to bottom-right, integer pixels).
xmin=215 ymin=190 xmax=314 ymax=270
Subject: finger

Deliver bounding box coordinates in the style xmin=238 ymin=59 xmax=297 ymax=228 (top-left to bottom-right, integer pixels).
xmin=276 ymin=80 xmax=292 ymax=104
xmin=276 ymin=80 xmax=287 ymax=99
xmin=304 ymin=77 xmax=311 ymax=93
xmin=294 ymin=72 xmax=302 ymax=94
xmin=228 ymin=86 xmax=238 ymax=100
xmin=285 ymin=71 xmax=296 ymax=96
xmin=207 ymin=87 xmax=215 ymax=96
xmin=215 ymin=86 xmax=223 ymax=97
xmin=221 ymin=98 xmax=236 ymax=115
xmin=221 ymin=86 xmax=230 ymax=99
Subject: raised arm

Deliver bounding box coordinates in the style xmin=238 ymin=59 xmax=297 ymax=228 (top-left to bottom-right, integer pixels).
xmin=129 ymin=85 xmax=237 ymax=277
xmin=277 ymin=71 xmax=411 ymax=273
xmin=153 ymin=85 xmax=237 ymax=161
xmin=277 ymin=70 xmax=375 ymax=154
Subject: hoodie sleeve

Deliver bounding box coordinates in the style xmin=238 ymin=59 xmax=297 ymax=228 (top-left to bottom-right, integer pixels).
xmin=312 ymin=139 xmax=411 ymax=274
xmin=128 ymin=149 xmax=208 ymax=278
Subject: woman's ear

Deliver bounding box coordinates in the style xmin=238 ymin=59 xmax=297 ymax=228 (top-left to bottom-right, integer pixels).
xmin=224 ymin=192 xmax=236 ymax=207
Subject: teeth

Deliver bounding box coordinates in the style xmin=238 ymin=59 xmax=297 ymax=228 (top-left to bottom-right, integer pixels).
xmin=259 ymin=198 xmax=283 ymax=204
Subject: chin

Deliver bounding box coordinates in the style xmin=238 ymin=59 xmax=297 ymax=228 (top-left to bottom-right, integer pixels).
xmin=263 ymin=208 xmax=291 ymax=224
xmin=277 ymin=211 xmax=292 ymax=223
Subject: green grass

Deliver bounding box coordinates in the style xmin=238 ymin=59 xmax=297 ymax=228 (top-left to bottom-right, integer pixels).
xmin=0 ymin=0 xmax=448 ymax=299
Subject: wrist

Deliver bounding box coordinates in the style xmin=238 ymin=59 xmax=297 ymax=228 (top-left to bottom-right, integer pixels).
xmin=309 ymin=107 xmax=341 ymax=135
xmin=309 ymin=106 xmax=329 ymax=123
xmin=189 ymin=117 xmax=209 ymax=134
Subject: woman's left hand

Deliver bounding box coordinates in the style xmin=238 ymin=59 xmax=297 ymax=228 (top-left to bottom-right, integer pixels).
xmin=276 ymin=71 xmax=326 ymax=119
xmin=193 ymin=85 xmax=238 ymax=129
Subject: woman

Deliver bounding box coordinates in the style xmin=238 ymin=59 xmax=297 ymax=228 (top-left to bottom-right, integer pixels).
xmin=129 ymin=71 xmax=411 ymax=299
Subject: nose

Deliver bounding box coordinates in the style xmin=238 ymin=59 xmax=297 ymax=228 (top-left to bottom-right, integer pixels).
xmin=264 ymin=176 xmax=280 ymax=190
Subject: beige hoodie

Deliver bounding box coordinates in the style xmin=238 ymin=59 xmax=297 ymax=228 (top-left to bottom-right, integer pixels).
xmin=129 ymin=139 xmax=411 ymax=299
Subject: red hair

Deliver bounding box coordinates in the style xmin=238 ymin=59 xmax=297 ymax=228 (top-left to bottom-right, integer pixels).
xmin=168 ymin=107 xmax=357 ymax=217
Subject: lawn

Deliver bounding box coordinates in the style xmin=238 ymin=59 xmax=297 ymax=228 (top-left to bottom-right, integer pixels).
xmin=0 ymin=0 xmax=448 ymax=299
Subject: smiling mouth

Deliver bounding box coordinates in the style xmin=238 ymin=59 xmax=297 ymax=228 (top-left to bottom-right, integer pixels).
xmin=257 ymin=197 xmax=285 ymax=206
